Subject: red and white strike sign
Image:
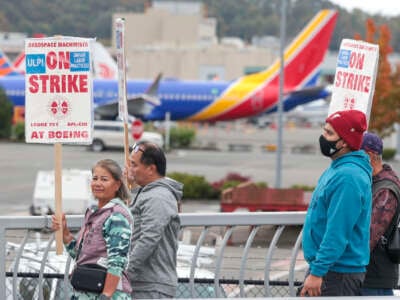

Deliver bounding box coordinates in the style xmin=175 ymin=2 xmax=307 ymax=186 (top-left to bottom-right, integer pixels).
xmin=131 ymin=119 xmax=144 ymax=140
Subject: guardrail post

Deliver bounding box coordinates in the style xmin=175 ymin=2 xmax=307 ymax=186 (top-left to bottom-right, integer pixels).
xmin=0 ymin=221 xmax=6 ymax=299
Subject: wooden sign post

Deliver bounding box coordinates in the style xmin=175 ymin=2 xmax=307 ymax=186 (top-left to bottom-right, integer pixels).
xmin=116 ymin=18 xmax=134 ymax=189
xmin=25 ymin=37 xmax=94 ymax=254
xmin=54 ymin=143 xmax=63 ymax=254
xmin=116 ymin=18 xmax=129 ymax=159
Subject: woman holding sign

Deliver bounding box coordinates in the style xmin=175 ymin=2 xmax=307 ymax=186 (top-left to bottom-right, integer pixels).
xmin=52 ymin=159 xmax=133 ymax=300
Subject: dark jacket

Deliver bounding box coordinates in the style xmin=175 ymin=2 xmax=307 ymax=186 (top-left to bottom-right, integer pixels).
xmin=363 ymin=164 xmax=400 ymax=289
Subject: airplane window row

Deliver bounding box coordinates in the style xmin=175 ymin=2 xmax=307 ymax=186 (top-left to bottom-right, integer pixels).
xmin=160 ymin=94 xmax=214 ymax=101
xmin=6 ymin=89 xmax=219 ymax=102
xmin=6 ymin=89 xmax=25 ymax=96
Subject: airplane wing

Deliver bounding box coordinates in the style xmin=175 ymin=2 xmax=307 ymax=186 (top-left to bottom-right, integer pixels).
xmin=94 ymin=95 xmax=159 ymax=119
xmin=266 ymin=86 xmax=331 ymax=113
xmin=94 ymin=73 xmax=162 ymax=119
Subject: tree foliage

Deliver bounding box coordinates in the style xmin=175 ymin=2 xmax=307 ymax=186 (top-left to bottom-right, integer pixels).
xmin=2 ymin=0 xmax=400 ymax=51
xmin=355 ymin=19 xmax=400 ymax=137
xmin=0 ymin=87 xmax=13 ymax=139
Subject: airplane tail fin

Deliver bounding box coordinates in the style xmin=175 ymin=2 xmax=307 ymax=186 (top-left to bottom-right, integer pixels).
xmin=12 ymin=52 xmax=26 ymax=74
xmin=187 ymin=10 xmax=338 ymax=121
xmin=0 ymin=49 xmax=23 ymax=76
xmin=92 ymin=41 xmax=118 ymax=79
xmin=246 ymin=9 xmax=338 ymax=89
xmin=281 ymin=9 xmax=338 ymax=89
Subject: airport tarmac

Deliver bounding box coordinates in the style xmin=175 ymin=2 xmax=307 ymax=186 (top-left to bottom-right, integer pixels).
xmin=1 ymin=124 xmax=399 ymax=215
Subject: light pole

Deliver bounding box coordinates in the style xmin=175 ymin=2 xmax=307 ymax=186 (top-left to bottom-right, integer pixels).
xmin=275 ymin=0 xmax=286 ymax=188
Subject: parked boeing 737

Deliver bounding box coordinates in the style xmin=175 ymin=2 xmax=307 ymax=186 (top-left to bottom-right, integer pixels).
xmin=1 ymin=9 xmax=337 ymax=123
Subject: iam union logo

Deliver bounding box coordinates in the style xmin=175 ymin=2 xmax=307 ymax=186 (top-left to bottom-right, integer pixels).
xmin=47 ymin=96 xmax=71 ymax=120
xmin=343 ymin=94 xmax=356 ymax=110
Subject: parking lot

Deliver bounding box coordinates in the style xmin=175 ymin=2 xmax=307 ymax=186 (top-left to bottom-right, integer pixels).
xmin=1 ymin=124 xmax=399 ymax=215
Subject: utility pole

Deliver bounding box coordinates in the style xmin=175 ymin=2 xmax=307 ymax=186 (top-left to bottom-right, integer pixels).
xmin=275 ymin=0 xmax=286 ymax=188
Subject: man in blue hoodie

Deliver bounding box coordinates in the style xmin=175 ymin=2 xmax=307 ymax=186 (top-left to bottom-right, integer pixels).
xmin=300 ymin=110 xmax=372 ymax=297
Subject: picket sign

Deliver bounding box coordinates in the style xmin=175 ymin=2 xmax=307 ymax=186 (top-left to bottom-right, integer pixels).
xmin=24 ymin=36 xmax=94 ymax=254
xmin=328 ymin=39 xmax=379 ymax=125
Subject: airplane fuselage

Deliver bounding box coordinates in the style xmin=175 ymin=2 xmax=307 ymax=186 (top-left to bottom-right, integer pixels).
xmin=0 ymin=76 xmax=241 ymax=121
xmin=0 ymin=75 xmax=328 ymax=122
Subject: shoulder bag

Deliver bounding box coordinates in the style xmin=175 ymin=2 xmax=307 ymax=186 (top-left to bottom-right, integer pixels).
xmin=70 ymin=263 xmax=107 ymax=293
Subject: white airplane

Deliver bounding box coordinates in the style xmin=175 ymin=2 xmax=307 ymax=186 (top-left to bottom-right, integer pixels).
xmin=285 ymin=98 xmax=330 ymax=126
xmin=12 ymin=40 xmax=118 ymax=80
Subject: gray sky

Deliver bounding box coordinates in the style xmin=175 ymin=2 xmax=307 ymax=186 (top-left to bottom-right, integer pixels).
xmin=329 ymin=0 xmax=400 ymax=17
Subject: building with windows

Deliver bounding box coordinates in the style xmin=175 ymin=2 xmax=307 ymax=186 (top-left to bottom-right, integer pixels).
xmin=112 ymin=1 xmax=275 ymax=80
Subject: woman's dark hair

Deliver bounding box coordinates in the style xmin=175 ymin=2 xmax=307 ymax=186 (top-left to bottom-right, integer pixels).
xmin=92 ymin=159 xmax=130 ymax=204
xmin=136 ymin=141 xmax=166 ymax=176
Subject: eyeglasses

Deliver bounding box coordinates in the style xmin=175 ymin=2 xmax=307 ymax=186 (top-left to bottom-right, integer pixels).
xmin=132 ymin=144 xmax=145 ymax=154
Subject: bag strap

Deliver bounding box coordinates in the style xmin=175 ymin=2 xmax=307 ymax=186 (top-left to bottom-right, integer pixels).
xmin=75 ymin=208 xmax=92 ymax=260
xmin=75 ymin=205 xmax=116 ymax=260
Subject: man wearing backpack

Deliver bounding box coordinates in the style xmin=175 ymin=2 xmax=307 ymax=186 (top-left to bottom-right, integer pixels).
xmin=361 ymin=132 xmax=400 ymax=296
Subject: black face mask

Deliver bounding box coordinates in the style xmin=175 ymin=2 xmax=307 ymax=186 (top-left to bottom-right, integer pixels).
xmin=319 ymin=135 xmax=342 ymax=157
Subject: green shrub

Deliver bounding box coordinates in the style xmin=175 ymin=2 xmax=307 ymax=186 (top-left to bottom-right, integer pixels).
xmin=0 ymin=88 xmax=13 ymax=139
xmin=143 ymin=122 xmax=158 ymax=132
xmin=167 ymin=172 xmax=268 ymax=200
xmin=12 ymin=122 xmax=25 ymax=141
xmin=221 ymin=180 xmax=242 ymax=190
xmin=170 ymin=125 xmax=196 ymax=148
xmin=382 ymin=148 xmax=396 ymax=161
xmin=290 ymin=184 xmax=315 ymax=191
xmin=167 ymin=172 xmax=217 ymax=199
xmin=256 ymin=182 xmax=268 ymax=188
xmin=211 ymin=172 xmax=251 ymax=191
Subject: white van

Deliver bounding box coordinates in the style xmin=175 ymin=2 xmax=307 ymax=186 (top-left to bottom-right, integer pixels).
xmin=90 ymin=120 xmax=163 ymax=152
xmin=30 ymin=169 xmax=96 ymax=215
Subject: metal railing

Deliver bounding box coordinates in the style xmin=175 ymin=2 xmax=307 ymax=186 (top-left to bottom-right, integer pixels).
xmin=1 ymin=212 xmax=398 ymax=299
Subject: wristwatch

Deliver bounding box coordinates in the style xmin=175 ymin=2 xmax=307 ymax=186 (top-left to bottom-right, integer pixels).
xmin=99 ymin=294 xmax=111 ymax=300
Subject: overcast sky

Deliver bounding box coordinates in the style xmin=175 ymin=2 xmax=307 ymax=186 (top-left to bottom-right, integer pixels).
xmin=329 ymin=0 xmax=400 ymax=17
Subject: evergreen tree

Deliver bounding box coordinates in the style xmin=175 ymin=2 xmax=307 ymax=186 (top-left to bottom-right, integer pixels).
xmin=0 ymin=87 xmax=13 ymax=139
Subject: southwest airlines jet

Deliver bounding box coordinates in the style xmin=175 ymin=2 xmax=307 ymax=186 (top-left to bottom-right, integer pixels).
xmin=1 ymin=9 xmax=337 ymax=123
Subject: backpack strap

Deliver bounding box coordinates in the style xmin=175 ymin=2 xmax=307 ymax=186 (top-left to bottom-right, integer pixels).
xmin=375 ymin=179 xmax=400 ymax=244
xmin=382 ymin=207 xmax=400 ymax=245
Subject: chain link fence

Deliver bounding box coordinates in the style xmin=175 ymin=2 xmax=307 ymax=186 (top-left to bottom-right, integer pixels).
xmin=5 ymin=274 xmax=304 ymax=299
xmin=7 ymin=275 xmax=400 ymax=299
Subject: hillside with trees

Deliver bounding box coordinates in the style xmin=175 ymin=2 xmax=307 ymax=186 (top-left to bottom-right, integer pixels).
xmin=1 ymin=0 xmax=400 ymax=51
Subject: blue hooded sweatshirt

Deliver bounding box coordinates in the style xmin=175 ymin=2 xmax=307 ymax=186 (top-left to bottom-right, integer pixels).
xmin=302 ymin=150 xmax=372 ymax=277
